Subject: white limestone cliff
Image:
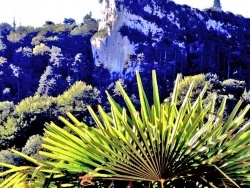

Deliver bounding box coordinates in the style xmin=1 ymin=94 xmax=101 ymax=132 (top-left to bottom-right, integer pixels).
xmin=91 ymin=0 xmax=164 ymax=73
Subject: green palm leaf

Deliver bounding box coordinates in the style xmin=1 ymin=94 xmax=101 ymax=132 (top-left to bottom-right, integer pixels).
xmin=38 ymin=71 xmax=250 ymax=187
xmin=1 ymin=70 xmax=250 ymax=187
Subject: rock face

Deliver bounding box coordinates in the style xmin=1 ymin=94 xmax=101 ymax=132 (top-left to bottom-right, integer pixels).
xmin=91 ymin=0 xmax=135 ymax=73
xmin=91 ymin=0 xmax=170 ymax=73
xmin=91 ymin=0 xmax=250 ymax=85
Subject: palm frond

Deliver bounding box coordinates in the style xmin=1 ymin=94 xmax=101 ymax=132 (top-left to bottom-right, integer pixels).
xmin=1 ymin=71 xmax=250 ymax=187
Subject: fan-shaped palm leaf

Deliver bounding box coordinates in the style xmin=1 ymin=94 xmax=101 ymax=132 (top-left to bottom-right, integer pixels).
xmin=1 ymin=71 xmax=250 ymax=187
xmin=39 ymin=71 xmax=250 ymax=187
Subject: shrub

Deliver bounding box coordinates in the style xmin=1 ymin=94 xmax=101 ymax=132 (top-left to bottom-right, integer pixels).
xmin=222 ymin=78 xmax=245 ymax=96
xmin=169 ymin=74 xmax=212 ymax=105
xmin=205 ymin=72 xmax=221 ymax=89
xmin=22 ymin=135 xmax=43 ymax=160
xmin=242 ymin=89 xmax=250 ymax=104
xmin=32 ymin=43 xmax=50 ymax=55
xmin=0 ymin=101 xmax=14 ymax=122
xmin=7 ymin=31 xmax=26 ymax=43
xmin=0 ymin=150 xmax=22 ymax=166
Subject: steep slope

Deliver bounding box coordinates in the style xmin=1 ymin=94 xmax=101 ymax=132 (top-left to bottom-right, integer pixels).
xmin=91 ymin=0 xmax=250 ymax=86
xmin=0 ymin=17 xmax=98 ymax=102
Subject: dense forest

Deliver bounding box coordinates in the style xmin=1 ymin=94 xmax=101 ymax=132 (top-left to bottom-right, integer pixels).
xmin=0 ymin=0 xmax=250 ymax=187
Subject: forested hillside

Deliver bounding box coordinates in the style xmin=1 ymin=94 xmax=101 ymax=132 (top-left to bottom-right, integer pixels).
xmin=0 ymin=0 xmax=250 ymax=168
xmin=0 ymin=14 xmax=98 ymax=102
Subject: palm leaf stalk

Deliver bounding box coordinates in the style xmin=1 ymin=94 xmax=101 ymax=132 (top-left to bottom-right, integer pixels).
xmin=1 ymin=70 xmax=250 ymax=187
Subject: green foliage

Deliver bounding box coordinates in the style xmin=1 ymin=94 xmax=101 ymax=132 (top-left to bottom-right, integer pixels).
xmin=40 ymin=23 xmax=72 ymax=34
xmin=178 ymin=74 xmax=208 ymax=93
xmin=0 ymin=82 xmax=101 ymax=150
xmin=0 ymin=117 xmax=18 ymax=148
xmin=0 ymin=150 xmax=22 ymax=166
xmin=56 ymin=81 xmax=101 ymax=119
xmin=0 ymin=39 xmax=7 ymax=51
xmin=0 ymin=149 xmax=58 ymax=188
xmin=1 ymin=71 xmax=250 ymax=187
xmin=33 ymin=43 xmax=50 ymax=55
xmin=57 ymin=81 xmax=100 ymax=107
xmin=92 ymin=28 xmax=109 ymax=39
xmin=31 ymin=32 xmax=43 ymax=45
xmin=70 ymin=25 xmax=89 ymax=35
xmin=0 ymin=22 xmax=12 ymax=33
xmin=3 ymin=24 xmax=36 ymax=43
xmin=22 ymin=135 xmax=44 ymax=161
xmin=0 ymin=56 xmax=7 ymax=65
xmin=70 ymin=14 xmax=98 ymax=36
xmin=7 ymin=30 xmax=27 ymax=43
xmin=70 ymin=23 xmax=98 ymax=36
xmin=242 ymin=89 xmax=250 ymax=103
xmin=15 ymin=25 xmax=37 ymax=35
xmin=0 ymin=101 xmax=14 ymax=122
xmin=169 ymin=74 xmax=212 ymax=105
xmin=63 ymin=18 xmax=76 ymax=25
xmin=222 ymin=78 xmax=245 ymax=96
xmin=13 ymin=95 xmax=54 ymax=116
xmin=30 ymin=23 xmax=72 ymax=45
xmin=31 ymin=32 xmax=47 ymax=46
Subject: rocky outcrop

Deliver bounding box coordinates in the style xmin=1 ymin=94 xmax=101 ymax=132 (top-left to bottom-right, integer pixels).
xmin=91 ymin=0 xmax=250 ymax=85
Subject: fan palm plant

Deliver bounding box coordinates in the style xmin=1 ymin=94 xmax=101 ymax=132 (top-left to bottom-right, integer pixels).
xmin=1 ymin=70 xmax=250 ymax=187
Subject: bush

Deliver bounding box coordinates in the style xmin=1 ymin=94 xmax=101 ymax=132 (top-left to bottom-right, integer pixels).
xmin=0 ymin=81 xmax=101 ymax=151
xmin=0 ymin=101 xmax=14 ymax=122
xmin=0 ymin=150 xmax=23 ymax=166
xmin=22 ymin=135 xmax=43 ymax=160
xmin=7 ymin=31 xmax=26 ymax=43
xmin=170 ymin=74 xmax=212 ymax=105
xmin=56 ymin=81 xmax=101 ymax=120
xmin=222 ymin=78 xmax=245 ymax=96
xmin=205 ymin=72 xmax=221 ymax=89
xmin=32 ymin=43 xmax=50 ymax=55
xmin=242 ymin=89 xmax=250 ymax=104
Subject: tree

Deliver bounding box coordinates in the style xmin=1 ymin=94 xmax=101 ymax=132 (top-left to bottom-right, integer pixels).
xmin=1 ymin=71 xmax=250 ymax=187
xmin=222 ymin=79 xmax=246 ymax=96
xmin=83 ymin=12 xmax=92 ymax=23
xmin=9 ymin=64 xmax=23 ymax=101
xmin=44 ymin=21 xmax=55 ymax=26
xmin=0 ymin=101 xmax=14 ymax=122
xmin=0 ymin=150 xmax=22 ymax=166
xmin=82 ymin=12 xmax=98 ymax=34
xmin=70 ymin=53 xmax=93 ymax=81
xmin=0 ymin=39 xmax=6 ymax=52
xmin=7 ymin=31 xmax=26 ymax=43
xmin=213 ymin=0 xmax=222 ymax=11
xmin=63 ymin=18 xmax=76 ymax=25
xmin=56 ymin=81 xmax=101 ymax=119
xmin=32 ymin=43 xmax=50 ymax=56
xmin=36 ymin=46 xmax=68 ymax=96
xmin=0 ymin=22 xmax=12 ymax=34
xmin=36 ymin=65 xmax=57 ymax=96
xmin=21 ymin=135 xmax=43 ymax=160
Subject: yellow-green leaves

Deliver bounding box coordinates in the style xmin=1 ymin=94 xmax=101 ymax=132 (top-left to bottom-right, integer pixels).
xmin=1 ymin=71 xmax=250 ymax=187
